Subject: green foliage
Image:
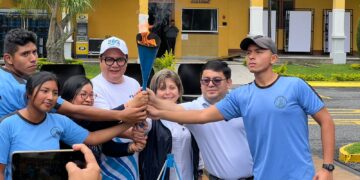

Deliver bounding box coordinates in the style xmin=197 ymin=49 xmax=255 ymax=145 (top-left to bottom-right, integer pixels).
xmin=350 ymin=63 xmax=360 ymax=70
xmin=357 ymin=19 xmax=360 ymax=56
xmin=153 ymin=50 xmax=177 ymax=72
xmin=344 ymin=142 xmax=360 ymax=154
xmin=331 ymin=73 xmax=360 ymax=81
xmin=273 ymin=62 xmax=288 ymax=74
xmin=242 ymin=57 xmax=247 ymax=66
xmin=83 ymin=63 xmax=100 ymax=79
xmin=273 ymin=63 xmax=360 ymax=81
xmin=37 ymin=58 xmax=83 ymax=70
xmin=294 ymin=74 xmax=326 ymax=81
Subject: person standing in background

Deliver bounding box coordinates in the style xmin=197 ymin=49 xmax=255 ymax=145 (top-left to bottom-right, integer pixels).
xmin=164 ymin=19 xmax=179 ymax=54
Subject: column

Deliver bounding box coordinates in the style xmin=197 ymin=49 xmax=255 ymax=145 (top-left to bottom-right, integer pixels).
xmin=63 ymin=12 xmax=73 ymax=59
xmin=249 ymin=0 xmax=264 ymax=36
xmin=331 ymin=0 xmax=346 ymax=64
xmin=139 ymin=0 xmax=149 ymax=33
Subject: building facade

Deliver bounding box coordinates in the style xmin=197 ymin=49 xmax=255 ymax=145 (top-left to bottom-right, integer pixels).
xmin=1 ymin=0 xmax=359 ymax=61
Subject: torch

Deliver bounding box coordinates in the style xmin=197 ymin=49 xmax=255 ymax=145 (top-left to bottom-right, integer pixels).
xmin=136 ymin=32 xmax=161 ymax=90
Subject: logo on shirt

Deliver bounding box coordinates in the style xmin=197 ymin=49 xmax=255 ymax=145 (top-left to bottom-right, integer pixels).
xmin=50 ymin=127 xmax=62 ymax=138
xmin=274 ymin=96 xmax=287 ymax=109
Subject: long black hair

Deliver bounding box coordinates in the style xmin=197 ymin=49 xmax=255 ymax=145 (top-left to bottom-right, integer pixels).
xmin=26 ymin=71 xmax=59 ymax=98
xmin=61 ymin=75 xmax=93 ymax=102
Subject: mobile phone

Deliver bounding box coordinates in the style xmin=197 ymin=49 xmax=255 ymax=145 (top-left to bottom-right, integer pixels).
xmin=12 ymin=149 xmax=85 ymax=180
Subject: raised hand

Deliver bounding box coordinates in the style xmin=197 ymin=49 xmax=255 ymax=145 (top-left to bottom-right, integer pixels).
xmin=146 ymin=105 xmax=161 ymax=120
xmin=146 ymin=88 xmax=157 ymax=106
xmin=121 ymin=106 xmax=147 ymax=123
xmin=126 ymin=90 xmax=149 ymax=108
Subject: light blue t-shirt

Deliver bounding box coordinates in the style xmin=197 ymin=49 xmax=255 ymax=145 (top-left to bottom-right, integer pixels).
xmin=216 ymin=76 xmax=324 ymax=180
xmin=0 ymin=67 xmax=64 ymax=119
xmin=0 ymin=112 xmax=89 ymax=180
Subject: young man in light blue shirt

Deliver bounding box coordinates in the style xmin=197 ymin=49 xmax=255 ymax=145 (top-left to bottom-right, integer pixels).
xmin=148 ymin=36 xmax=335 ymax=180
xmin=0 ymin=28 xmax=146 ymax=122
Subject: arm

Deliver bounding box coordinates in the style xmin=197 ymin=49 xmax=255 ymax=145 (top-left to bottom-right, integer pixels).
xmin=84 ymin=123 xmax=133 ymax=145
xmin=102 ymin=122 xmax=148 ymax=157
xmin=101 ymin=141 xmax=133 ymax=157
xmin=66 ymin=144 xmax=101 ymax=180
xmin=0 ymin=164 xmax=4 ymax=180
xmin=57 ymin=101 xmax=147 ymax=123
xmin=147 ymin=105 xmax=223 ymax=124
xmin=312 ymin=107 xmax=335 ymax=180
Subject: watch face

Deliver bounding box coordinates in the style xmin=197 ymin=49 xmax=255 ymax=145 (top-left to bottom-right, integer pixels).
xmin=323 ymin=164 xmax=335 ymax=171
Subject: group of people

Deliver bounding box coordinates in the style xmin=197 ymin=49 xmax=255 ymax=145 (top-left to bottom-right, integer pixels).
xmin=0 ymin=28 xmax=335 ymax=180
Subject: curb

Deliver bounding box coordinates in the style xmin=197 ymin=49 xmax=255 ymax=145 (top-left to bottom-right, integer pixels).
xmin=339 ymin=143 xmax=360 ymax=163
xmin=308 ymin=81 xmax=360 ymax=88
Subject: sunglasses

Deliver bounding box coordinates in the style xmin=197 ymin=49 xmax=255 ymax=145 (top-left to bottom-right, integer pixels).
xmin=101 ymin=56 xmax=127 ymax=67
xmin=200 ymin=78 xmax=226 ymax=86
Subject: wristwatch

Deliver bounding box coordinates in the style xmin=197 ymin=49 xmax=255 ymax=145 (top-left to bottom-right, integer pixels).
xmin=322 ymin=164 xmax=335 ymax=172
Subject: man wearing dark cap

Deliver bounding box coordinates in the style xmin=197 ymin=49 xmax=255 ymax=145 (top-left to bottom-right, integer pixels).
xmin=147 ymin=36 xmax=335 ymax=180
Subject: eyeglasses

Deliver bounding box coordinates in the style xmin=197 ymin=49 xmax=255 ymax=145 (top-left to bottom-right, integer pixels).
xmin=101 ymin=56 xmax=127 ymax=67
xmin=78 ymin=92 xmax=96 ymax=100
xmin=200 ymin=78 xmax=226 ymax=86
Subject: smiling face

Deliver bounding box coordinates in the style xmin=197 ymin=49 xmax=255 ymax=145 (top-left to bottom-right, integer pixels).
xmin=99 ymin=48 xmax=128 ymax=84
xmin=3 ymin=42 xmax=38 ymax=78
xmin=155 ymin=78 xmax=180 ymax=103
xmin=72 ymin=83 xmax=95 ymax=106
xmin=201 ymin=69 xmax=232 ymax=104
xmin=29 ymin=80 xmax=59 ymax=113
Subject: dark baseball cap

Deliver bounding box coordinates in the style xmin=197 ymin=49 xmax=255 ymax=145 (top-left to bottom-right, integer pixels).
xmin=240 ymin=35 xmax=277 ymax=54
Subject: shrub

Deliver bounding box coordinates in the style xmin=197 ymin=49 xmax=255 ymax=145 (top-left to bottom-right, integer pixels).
xmin=153 ymin=50 xmax=177 ymax=72
xmin=350 ymin=64 xmax=360 ymax=70
xmin=273 ymin=62 xmax=288 ymax=74
xmin=331 ymin=73 xmax=360 ymax=81
xmin=37 ymin=58 xmax=83 ymax=70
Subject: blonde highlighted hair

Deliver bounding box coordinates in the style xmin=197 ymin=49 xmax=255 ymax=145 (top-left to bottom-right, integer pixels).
xmin=149 ymin=69 xmax=184 ymax=103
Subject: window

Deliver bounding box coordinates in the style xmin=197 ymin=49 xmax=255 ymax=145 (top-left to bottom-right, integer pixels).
xmin=271 ymin=0 xmax=294 ymax=29
xmin=182 ymin=8 xmax=218 ymax=33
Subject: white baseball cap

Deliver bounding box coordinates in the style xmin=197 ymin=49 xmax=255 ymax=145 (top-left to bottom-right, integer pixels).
xmin=100 ymin=36 xmax=128 ymax=55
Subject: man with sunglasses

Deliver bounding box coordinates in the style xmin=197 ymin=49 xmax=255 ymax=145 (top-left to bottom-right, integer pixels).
xmin=147 ymin=60 xmax=254 ymax=179
xmin=147 ymin=36 xmax=335 ymax=180
xmin=91 ymin=36 xmax=148 ymax=180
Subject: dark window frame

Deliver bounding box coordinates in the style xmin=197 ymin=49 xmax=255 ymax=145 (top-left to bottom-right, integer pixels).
xmin=182 ymin=8 xmax=218 ymax=33
xmin=271 ymin=0 xmax=295 ymax=29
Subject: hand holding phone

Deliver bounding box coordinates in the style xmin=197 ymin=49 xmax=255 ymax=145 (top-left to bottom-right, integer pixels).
xmin=66 ymin=144 xmax=101 ymax=180
xmin=12 ymin=149 xmax=86 ymax=180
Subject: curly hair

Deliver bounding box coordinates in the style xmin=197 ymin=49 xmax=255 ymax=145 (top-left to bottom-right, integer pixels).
xmin=4 ymin=28 xmax=37 ymax=55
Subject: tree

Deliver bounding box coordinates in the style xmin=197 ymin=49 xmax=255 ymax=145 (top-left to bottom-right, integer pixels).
xmin=15 ymin=0 xmax=92 ymax=63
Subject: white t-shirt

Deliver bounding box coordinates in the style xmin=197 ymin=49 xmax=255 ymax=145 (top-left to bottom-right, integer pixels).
xmin=181 ymin=96 xmax=253 ymax=179
xmin=92 ymin=73 xmax=141 ymax=180
xmin=160 ymin=120 xmax=193 ymax=180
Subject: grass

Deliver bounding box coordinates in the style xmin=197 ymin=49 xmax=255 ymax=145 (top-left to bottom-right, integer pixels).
xmin=273 ymin=63 xmax=360 ymax=81
xmin=344 ymin=142 xmax=360 ymax=154
xmin=83 ymin=64 xmax=100 ymax=79
xmin=273 ymin=64 xmax=359 ymax=77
